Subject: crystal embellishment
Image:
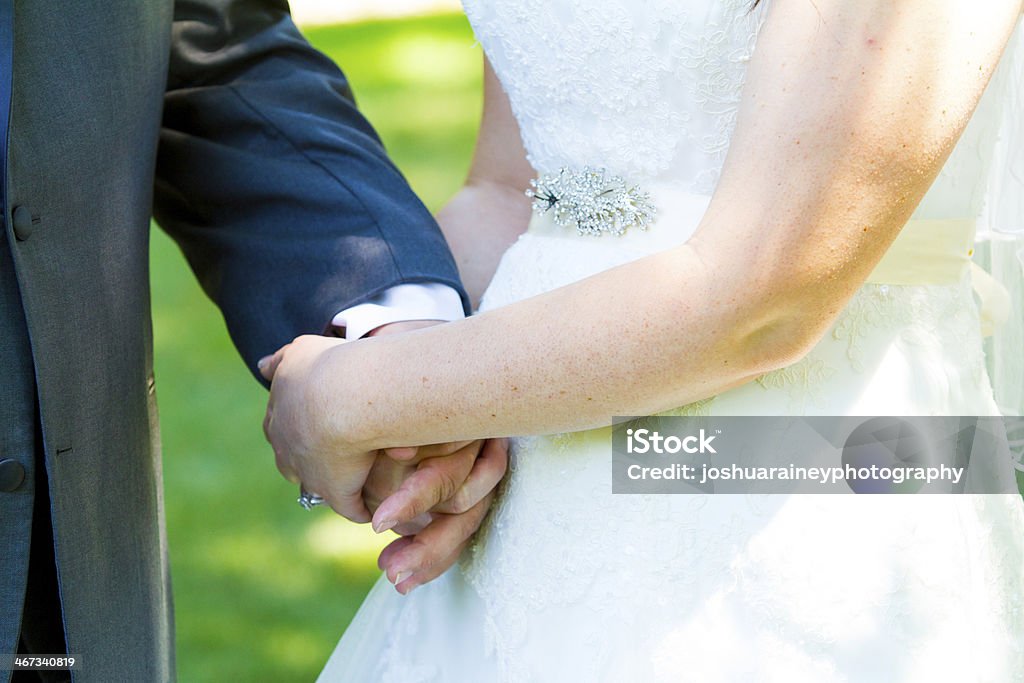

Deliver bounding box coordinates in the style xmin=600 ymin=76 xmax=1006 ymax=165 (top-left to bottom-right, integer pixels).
xmin=526 ymin=167 xmax=657 ymax=236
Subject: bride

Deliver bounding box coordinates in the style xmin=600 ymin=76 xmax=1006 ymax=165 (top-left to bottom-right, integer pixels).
xmin=265 ymin=0 xmax=1024 ymax=679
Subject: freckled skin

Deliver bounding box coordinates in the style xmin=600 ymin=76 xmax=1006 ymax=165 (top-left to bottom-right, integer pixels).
xmin=270 ymin=0 xmax=1024 ymax=457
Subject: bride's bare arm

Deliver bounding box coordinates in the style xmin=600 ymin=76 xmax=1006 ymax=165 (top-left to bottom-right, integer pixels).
xmin=265 ymin=0 xmax=1022 ymax=455
xmin=435 ymin=57 xmax=534 ymax=308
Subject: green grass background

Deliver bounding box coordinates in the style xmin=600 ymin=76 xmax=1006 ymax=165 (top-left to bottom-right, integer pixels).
xmin=151 ymin=13 xmax=482 ymax=681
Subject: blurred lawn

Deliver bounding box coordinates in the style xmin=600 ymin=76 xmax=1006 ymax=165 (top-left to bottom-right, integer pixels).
xmin=151 ymin=13 xmax=481 ymax=681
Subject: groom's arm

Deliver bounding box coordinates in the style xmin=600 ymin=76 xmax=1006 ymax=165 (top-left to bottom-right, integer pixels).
xmin=153 ymin=0 xmax=470 ymax=379
xmin=155 ymin=1 xmax=503 ymax=587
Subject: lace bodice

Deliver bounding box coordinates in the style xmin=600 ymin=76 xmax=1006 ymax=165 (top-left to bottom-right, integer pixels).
xmin=462 ymin=0 xmax=768 ymax=193
xmin=463 ymin=1 xmax=1024 ymax=421
xmin=462 ymin=0 xmax=1024 ymax=220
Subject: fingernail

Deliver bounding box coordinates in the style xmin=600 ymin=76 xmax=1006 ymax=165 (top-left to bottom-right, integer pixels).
xmin=257 ymin=356 xmax=270 ymax=371
xmin=373 ymin=518 xmax=397 ymax=534
xmin=393 ymin=570 xmax=412 ymax=585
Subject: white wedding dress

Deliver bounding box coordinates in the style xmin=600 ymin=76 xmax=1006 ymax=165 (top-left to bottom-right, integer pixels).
xmin=320 ymin=2 xmax=1024 ymax=681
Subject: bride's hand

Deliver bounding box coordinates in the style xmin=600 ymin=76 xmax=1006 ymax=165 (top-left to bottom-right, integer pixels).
xmin=363 ymin=440 xmax=499 ymax=532
xmin=260 ymin=334 xmax=509 ymax=591
xmin=260 ymin=334 xmax=379 ymax=522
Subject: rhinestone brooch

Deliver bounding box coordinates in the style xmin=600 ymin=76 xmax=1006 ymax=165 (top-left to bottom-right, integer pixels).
xmin=526 ymin=167 xmax=656 ymax=237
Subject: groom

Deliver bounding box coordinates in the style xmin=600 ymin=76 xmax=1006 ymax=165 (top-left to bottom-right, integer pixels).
xmin=0 ymin=2 xmax=503 ymax=681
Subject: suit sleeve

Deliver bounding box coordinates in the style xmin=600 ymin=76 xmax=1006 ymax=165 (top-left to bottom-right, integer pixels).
xmin=153 ymin=0 xmax=470 ymax=381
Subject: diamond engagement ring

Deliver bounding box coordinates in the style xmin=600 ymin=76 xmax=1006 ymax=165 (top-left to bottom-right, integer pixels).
xmin=298 ymin=487 xmax=325 ymax=510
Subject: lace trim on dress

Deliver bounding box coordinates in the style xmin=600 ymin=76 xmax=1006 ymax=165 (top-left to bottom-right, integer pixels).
xmin=462 ymin=0 xmax=768 ymax=188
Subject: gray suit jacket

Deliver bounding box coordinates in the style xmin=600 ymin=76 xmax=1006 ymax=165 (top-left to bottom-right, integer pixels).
xmin=0 ymin=1 xmax=466 ymax=680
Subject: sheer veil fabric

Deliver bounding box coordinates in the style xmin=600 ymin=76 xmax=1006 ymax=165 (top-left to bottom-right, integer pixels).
xmin=973 ymin=22 xmax=1024 ymax=420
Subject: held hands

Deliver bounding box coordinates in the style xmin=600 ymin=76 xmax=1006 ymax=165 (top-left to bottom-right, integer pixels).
xmin=259 ymin=324 xmax=507 ymax=594
xmin=260 ymin=334 xmax=376 ymax=519
xmin=364 ymin=438 xmax=508 ymax=593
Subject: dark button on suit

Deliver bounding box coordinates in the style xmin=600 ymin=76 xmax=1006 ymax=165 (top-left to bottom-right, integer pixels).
xmin=11 ymin=206 xmax=33 ymax=241
xmin=0 ymin=459 xmax=25 ymax=491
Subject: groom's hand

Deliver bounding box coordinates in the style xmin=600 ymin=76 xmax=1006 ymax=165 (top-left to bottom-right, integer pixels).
xmin=362 ymin=441 xmax=473 ymax=533
xmin=364 ymin=438 xmax=508 ymax=533
xmin=367 ymin=438 xmax=509 ymax=594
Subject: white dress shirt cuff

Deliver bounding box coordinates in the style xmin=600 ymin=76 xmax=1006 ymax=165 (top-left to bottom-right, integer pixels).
xmin=331 ymin=283 xmax=465 ymax=340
